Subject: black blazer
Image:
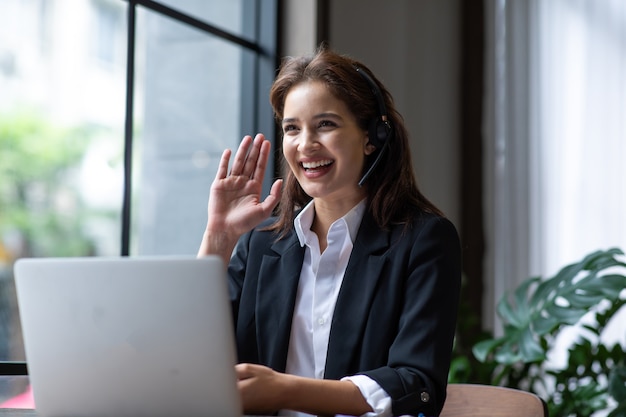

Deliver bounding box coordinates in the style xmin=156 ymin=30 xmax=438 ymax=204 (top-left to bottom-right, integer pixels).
xmin=228 ymin=209 xmax=462 ymax=416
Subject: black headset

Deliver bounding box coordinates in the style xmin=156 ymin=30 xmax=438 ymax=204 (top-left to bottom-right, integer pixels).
xmin=354 ymin=66 xmax=393 ymax=187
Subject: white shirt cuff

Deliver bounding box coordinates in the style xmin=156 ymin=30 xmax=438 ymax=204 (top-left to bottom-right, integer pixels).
xmin=339 ymin=374 xmax=392 ymax=417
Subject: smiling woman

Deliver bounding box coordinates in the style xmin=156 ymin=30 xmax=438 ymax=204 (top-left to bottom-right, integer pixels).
xmin=197 ymin=46 xmax=462 ymax=417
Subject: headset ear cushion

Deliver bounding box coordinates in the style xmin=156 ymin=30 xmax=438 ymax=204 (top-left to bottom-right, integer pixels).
xmin=368 ymin=118 xmax=391 ymax=149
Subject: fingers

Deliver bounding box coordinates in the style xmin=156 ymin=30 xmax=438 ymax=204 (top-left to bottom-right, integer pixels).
xmin=245 ymin=134 xmax=265 ymax=179
xmin=250 ymin=138 xmax=270 ymax=180
xmin=260 ymin=179 xmax=283 ymax=215
xmin=235 ymin=363 xmax=259 ymax=380
xmin=229 ymin=135 xmax=253 ymax=176
xmin=230 ymin=134 xmax=267 ymax=178
xmin=215 ymin=148 xmax=232 ymax=180
xmin=215 ymin=133 xmax=275 ymax=186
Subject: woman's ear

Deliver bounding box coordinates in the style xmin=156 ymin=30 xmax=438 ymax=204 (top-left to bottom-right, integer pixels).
xmin=365 ymin=141 xmax=377 ymax=155
xmin=364 ymin=131 xmax=377 ymax=155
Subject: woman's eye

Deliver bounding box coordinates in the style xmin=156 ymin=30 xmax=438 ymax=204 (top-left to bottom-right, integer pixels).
xmin=318 ymin=120 xmax=336 ymax=128
xmin=282 ymin=124 xmax=298 ymax=133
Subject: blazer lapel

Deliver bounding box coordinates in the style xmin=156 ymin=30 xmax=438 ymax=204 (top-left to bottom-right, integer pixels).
xmin=256 ymin=233 xmax=304 ymax=372
xmin=324 ymin=214 xmax=389 ymax=379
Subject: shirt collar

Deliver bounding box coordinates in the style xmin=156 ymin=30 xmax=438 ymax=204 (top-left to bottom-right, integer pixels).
xmin=294 ymin=199 xmax=367 ymax=247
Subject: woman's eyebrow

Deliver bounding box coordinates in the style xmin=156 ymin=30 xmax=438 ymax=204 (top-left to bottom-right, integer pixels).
xmin=282 ymin=113 xmax=342 ymax=124
xmin=281 ymin=117 xmax=297 ymax=125
xmin=313 ymin=112 xmax=341 ymax=120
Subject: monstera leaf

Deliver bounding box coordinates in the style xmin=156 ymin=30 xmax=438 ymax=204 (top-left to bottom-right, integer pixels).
xmin=472 ymin=248 xmax=626 ymax=417
xmin=474 ymin=248 xmax=626 ymax=365
xmin=608 ymin=367 xmax=626 ymax=417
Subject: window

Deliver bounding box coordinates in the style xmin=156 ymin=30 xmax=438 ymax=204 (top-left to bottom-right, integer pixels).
xmin=0 ymin=0 xmax=277 ymax=405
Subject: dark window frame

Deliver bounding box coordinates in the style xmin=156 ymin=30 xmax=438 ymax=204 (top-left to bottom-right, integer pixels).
xmin=121 ymin=0 xmax=278 ymax=255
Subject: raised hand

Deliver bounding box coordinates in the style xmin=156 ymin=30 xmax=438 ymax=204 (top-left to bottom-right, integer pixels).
xmin=198 ymin=134 xmax=282 ymax=263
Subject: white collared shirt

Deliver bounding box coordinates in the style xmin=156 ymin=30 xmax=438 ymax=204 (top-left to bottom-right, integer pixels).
xmin=281 ymin=200 xmax=392 ymax=417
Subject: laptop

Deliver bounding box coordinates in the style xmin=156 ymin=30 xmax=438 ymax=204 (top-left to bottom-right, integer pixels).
xmin=13 ymin=255 xmax=242 ymax=417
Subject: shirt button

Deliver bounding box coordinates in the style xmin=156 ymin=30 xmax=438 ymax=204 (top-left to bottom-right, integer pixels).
xmin=420 ymin=391 xmax=430 ymax=403
xmin=317 ymin=317 xmax=325 ymax=325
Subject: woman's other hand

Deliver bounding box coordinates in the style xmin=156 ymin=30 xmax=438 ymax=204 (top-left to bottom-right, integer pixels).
xmin=235 ymin=363 xmax=372 ymax=416
xmin=236 ymin=363 xmax=286 ymax=415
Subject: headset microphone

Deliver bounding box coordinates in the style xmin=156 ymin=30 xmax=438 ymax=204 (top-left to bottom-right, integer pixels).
xmin=354 ymin=66 xmax=393 ymax=187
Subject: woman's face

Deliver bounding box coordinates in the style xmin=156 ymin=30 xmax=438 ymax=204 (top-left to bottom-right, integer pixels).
xmin=281 ymin=81 xmax=375 ymax=206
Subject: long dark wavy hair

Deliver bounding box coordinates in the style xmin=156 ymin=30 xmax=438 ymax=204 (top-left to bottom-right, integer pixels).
xmin=267 ymin=46 xmax=443 ymax=237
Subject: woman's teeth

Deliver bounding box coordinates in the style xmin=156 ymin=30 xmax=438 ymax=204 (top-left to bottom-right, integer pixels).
xmin=302 ymin=160 xmax=333 ymax=170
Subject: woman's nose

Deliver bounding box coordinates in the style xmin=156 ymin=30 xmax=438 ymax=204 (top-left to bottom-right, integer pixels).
xmin=297 ymin=129 xmax=320 ymax=152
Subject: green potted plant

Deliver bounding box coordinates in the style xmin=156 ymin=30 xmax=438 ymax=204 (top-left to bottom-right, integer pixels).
xmin=472 ymin=248 xmax=626 ymax=417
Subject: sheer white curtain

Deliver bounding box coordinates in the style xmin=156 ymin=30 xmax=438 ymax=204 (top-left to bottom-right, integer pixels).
xmin=484 ymin=0 xmax=626 ymax=334
xmin=535 ymin=0 xmax=626 ymax=275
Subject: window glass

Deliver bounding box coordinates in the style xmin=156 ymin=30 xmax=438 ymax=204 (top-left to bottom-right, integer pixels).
xmin=0 ymin=0 xmax=127 ymax=404
xmin=92 ymin=0 xmax=126 ymax=66
xmin=132 ymin=5 xmax=249 ymax=255
xmin=154 ymin=0 xmax=250 ymax=42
